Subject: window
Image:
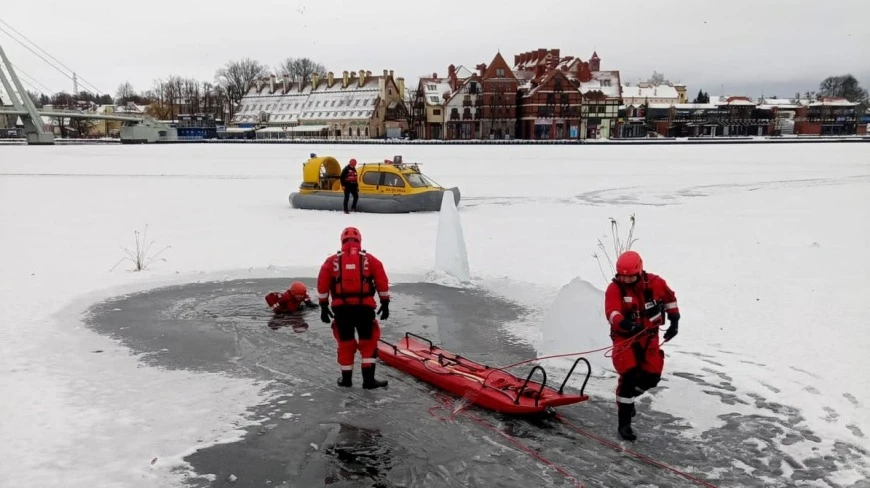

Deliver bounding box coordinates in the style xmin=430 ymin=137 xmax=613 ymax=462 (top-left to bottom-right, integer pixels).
xmin=331 ymin=100 xmax=336 ymax=107
xmin=427 ymin=84 xmax=437 ymax=91
xmin=354 ymin=99 xmax=360 ymax=106
xmin=496 ymin=68 xmax=505 ymax=77
xmin=429 ymin=96 xmax=440 ymax=103
xmin=362 ymin=171 xmax=383 ymax=185
xmin=433 ymin=109 xmax=441 ymax=116
xmin=602 ymin=79 xmax=611 ymax=87
xmin=406 ymin=173 xmax=435 ymax=188
xmin=382 ymin=173 xmax=405 ymax=187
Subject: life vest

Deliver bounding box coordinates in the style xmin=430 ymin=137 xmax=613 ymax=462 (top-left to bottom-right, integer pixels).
xmin=612 ymin=271 xmax=664 ymax=328
xmin=331 ymin=248 xmax=376 ymax=303
xmin=344 ymin=167 xmax=358 ymax=184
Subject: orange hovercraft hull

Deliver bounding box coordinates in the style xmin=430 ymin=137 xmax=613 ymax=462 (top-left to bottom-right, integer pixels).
xmin=377 ymin=333 xmax=591 ymax=415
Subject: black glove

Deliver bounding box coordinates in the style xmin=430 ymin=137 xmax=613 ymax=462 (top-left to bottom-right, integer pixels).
xmin=320 ymin=302 xmax=333 ymax=323
xmin=304 ymin=300 xmax=318 ymax=309
xmin=619 ymin=317 xmax=643 ymax=335
xmin=664 ymin=313 xmax=679 ymax=341
xmin=377 ymin=300 xmax=389 ymax=320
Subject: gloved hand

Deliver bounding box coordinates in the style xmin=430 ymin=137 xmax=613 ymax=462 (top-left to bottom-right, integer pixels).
xmin=619 ymin=317 xmax=643 ymax=335
xmin=320 ymin=302 xmax=333 ymax=324
xmin=664 ymin=313 xmax=679 ymax=341
xmin=377 ymin=300 xmax=389 ymax=320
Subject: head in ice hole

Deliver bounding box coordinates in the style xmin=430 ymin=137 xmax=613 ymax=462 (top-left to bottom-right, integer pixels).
xmin=615 ymin=250 xmax=643 ymax=284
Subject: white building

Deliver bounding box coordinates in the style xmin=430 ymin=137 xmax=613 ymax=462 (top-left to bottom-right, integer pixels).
xmin=621 ymin=82 xmax=686 ymax=107
xmin=232 ymin=69 xmax=406 ymax=139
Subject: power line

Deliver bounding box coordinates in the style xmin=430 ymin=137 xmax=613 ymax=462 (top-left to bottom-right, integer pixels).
xmin=11 ymin=63 xmax=55 ymax=94
xmin=0 ymin=18 xmax=104 ymax=95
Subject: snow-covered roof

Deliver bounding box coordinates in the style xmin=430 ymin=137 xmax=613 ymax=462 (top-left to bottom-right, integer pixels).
xmin=621 ymin=83 xmax=679 ymax=100
xmin=455 ymin=65 xmax=474 ymax=79
xmin=720 ymin=97 xmax=756 ymax=106
xmin=233 ymin=77 xmax=384 ymax=125
xmin=809 ymin=98 xmax=858 ymax=107
xmin=579 ymin=70 xmax=620 ymax=99
xmin=420 ymin=78 xmax=453 ymax=106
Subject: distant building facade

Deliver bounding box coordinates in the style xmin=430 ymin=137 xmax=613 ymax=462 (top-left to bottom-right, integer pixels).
xmin=232 ymin=69 xmax=407 ymax=139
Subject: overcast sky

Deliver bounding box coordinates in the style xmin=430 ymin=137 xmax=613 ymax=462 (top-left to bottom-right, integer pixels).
xmin=1 ymin=0 xmax=868 ymax=100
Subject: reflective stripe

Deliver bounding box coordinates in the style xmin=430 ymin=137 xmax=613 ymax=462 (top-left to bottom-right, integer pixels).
xmin=616 ymin=396 xmax=635 ymax=404
xmin=623 ymin=297 xmax=633 ymax=303
xmin=649 ymin=312 xmax=662 ymax=323
xmin=664 ymin=302 xmax=678 ymax=310
xmin=378 ymin=291 xmax=390 ymax=298
xmin=361 ymin=358 xmax=376 ymax=364
xmin=340 ymin=365 xmax=354 ymax=371
xmin=317 ymin=292 xmax=329 ymax=299
xmin=608 ymin=310 xmax=621 ymax=324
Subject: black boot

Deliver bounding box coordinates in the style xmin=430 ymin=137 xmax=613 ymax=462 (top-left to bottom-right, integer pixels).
xmin=617 ymin=403 xmax=637 ymax=441
xmin=337 ymin=370 xmax=353 ymax=388
xmin=361 ymin=365 xmax=387 ymax=390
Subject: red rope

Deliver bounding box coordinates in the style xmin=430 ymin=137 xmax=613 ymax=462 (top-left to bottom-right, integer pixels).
xmin=428 ymin=394 xmax=587 ymax=488
xmin=554 ymin=414 xmax=720 ymax=488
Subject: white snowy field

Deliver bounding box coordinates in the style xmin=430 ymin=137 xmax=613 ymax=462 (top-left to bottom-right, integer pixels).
xmin=1 ymin=143 xmax=868 ymax=487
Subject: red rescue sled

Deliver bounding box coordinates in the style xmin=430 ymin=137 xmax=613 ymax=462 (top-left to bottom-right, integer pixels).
xmin=377 ymin=332 xmax=591 ymax=415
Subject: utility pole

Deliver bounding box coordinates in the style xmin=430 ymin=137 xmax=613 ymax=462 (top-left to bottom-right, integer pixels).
xmin=73 ymin=72 xmax=78 ymax=96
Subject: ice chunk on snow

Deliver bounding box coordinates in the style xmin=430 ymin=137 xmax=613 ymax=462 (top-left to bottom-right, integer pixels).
xmin=539 ymin=277 xmax=615 ymax=375
xmin=433 ymin=191 xmax=471 ymax=283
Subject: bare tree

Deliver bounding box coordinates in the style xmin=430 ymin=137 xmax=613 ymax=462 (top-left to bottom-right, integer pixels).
xmin=404 ymin=86 xmax=425 ymax=139
xmin=215 ymin=58 xmax=269 ymax=118
xmin=116 ymin=82 xmax=135 ymax=104
xmin=648 ymin=71 xmax=669 ymax=85
xmin=279 ymin=57 xmax=326 ymax=87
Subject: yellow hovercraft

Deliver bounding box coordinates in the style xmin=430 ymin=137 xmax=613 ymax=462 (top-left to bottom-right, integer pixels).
xmin=289 ymin=154 xmax=460 ymax=213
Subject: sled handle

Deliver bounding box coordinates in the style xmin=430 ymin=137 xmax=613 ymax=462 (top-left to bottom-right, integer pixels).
xmin=405 ymin=332 xmax=435 ymax=350
xmin=515 ymin=365 xmax=547 ymax=407
xmin=558 ymin=357 xmax=591 ymax=396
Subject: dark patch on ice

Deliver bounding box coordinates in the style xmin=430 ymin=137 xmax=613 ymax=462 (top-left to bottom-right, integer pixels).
xmin=847 ymin=425 xmax=865 ymax=438
xmin=842 ymin=393 xmax=860 ymax=407
xmin=84 ymin=279 xmax=870 ymax=487
xmin=760 ymin=383 xmax=781 ymax=394
xmin=740 ymin=359 xmax=767 ymax=367
xmin=803 ymin=385 xmax=821 ymax=395
xmin=789 ymin=365 xmax=819 ymax=378
xmin=822 ymin=406 xmax=840 ymax=423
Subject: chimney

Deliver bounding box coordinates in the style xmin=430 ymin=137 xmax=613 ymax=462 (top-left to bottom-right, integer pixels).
xmin=383 ymin=69 xmax=388 ymax=78
xmin=432 ymin=72 xmax=437 ymax=78
xmin=514 ymin=54 xmax=520 ymax=66
xmin=366 ymin=70 xmax=371 ymax=77
xmin=476 ymin=63 xmax=487 ymax=76
xmin=311 ymin=73 xmax=320 ymax=90
xmin=282 ymin=74 xmax=290 ymax=93
xmin=397 ymin=77 xmax=405 ymax=96
xmin=327 ymin=71 xmax=334 ymax=88
xmin=359 ymin=69 xmax=366 ymax=87
xmin=269 ymin=74 xmax=276 ymax=93
xmin=389 ymin=69 xmax=394 ymax=79
xmin=256 ymin=79 xmax=263 ymax=92
xmin=342 ymin=71 xmax=349 ymax=88
xmin=578 ymin=61 xmax=592 ymax=83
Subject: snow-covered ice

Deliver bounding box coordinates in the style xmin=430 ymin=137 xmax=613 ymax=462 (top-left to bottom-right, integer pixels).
xmin=1 ymin=142 xmax=868 ymax=486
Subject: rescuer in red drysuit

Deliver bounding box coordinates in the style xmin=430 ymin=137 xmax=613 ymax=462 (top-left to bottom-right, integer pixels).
xmin=340 ymin=159 xmax=359 ymax=214
xmin=605 ymin=250 xmax=680 ymax=441
xmin=317 ymin=226 xmax=391 ymax=389
xmin=265 ymin=281 xmax=318 ymax=313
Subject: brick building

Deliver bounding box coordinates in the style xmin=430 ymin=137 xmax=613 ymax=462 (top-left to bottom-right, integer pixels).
xmin=794 ymin=97 xmax=863 ymax=136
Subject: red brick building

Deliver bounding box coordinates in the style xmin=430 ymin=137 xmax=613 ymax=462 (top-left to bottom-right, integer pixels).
xmin=794 ymin=97 xmax=863 ymax=135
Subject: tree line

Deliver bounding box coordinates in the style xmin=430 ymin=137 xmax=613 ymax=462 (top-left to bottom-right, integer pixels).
xmin=23 ymin=57 xmax=326 ymax=122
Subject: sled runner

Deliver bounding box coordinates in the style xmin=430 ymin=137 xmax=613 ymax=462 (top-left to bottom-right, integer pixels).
xmin=377 ymin=332 xmax=591 ymax=415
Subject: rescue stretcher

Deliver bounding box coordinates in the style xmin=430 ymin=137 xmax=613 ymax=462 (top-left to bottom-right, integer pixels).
xmin=376 ymin=332 xmax=591 ymax=415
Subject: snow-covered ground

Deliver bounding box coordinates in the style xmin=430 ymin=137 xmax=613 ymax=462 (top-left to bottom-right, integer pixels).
xmin=1 ymin=143 xmax=868 ymax=487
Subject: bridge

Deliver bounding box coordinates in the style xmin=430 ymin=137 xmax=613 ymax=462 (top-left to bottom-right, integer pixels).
xmin=0 ymin=26 xmax=148 ymax=145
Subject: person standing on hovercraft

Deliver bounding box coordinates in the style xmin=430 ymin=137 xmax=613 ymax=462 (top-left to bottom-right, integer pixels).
xmin=605 ymin=250 xmax=680 ymax=441
xmin=265 ymin=281 xmax=319 ymax=313
xmin=317 ymin=226 xmax=391 ymax=389
xmin=340 ymin=159 xmax=359 ymax=214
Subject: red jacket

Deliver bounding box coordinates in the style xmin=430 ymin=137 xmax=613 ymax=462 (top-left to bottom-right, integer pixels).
xmin=266 ymin=290 xmax=316 ymax=313
xmin=605 ymin=272 xmax=679 ymax=335
xmin=317 ymin=243 xmax=390 ymax=309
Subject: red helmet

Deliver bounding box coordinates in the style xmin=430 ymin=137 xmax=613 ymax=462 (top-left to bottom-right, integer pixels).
xmin=349 ymin=159 xmax=357 ymax=167
xmin=616 ymin=250 xmax=643 ymax=276
xmin=341 ymin=226 xmax=361 ymax=245
xmin=289 ymin=281 xmax=307 ymax=296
